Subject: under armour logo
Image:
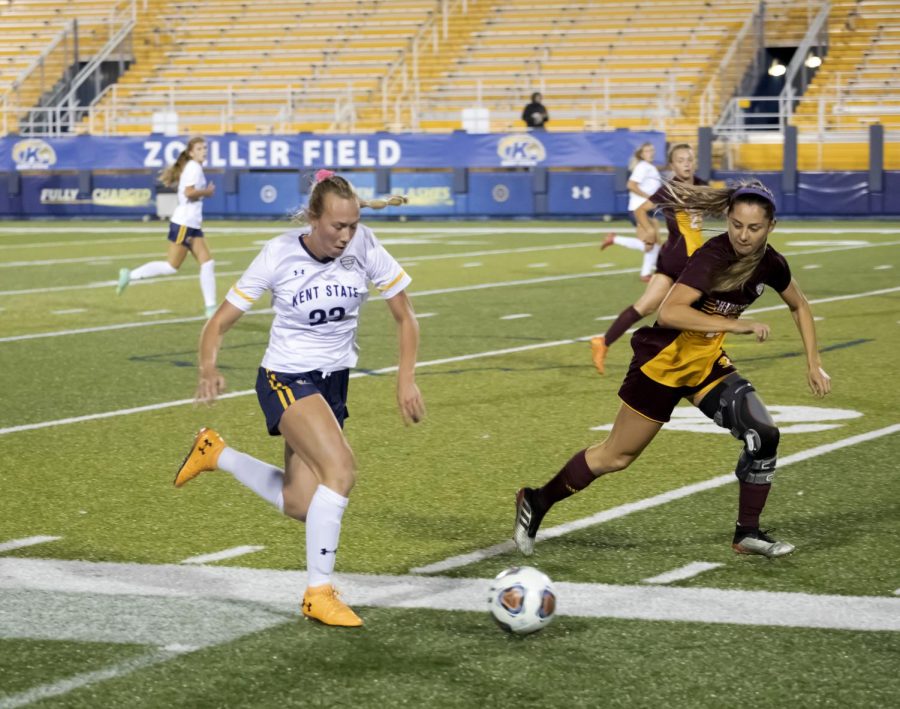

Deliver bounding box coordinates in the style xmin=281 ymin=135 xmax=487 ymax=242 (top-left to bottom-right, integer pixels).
xmin=571 ymin=185 xmax=591 ymax=199
xmin=293 ymin=269 xmax=305 ymax=276
xmin=198 ymin=438 xmax=211 ymax=454
xmin=303 ymin=600 xmax=312 ymax=612
xmin=320 ymin=547 xmax=337 ymax=555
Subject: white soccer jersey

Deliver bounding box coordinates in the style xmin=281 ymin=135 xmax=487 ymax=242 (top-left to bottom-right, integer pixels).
xmin=170 ymin=160 xmax=207 ymax=228
xmin=627 ymin=160 xmax=662 ymax=211
xmin=226 ymin=224 xmax=411 ymax=373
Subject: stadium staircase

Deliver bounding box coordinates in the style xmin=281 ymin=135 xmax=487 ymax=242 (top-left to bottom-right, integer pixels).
xmin=0 ymin=0 xmax=129 ymax=132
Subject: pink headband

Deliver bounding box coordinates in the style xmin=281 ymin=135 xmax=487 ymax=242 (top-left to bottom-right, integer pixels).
xmin=314 ymin=169 xmax=335 ymax=183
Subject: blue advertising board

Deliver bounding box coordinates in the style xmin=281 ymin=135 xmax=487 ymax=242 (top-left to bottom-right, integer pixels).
xmin=237 ymin=172 xmax=301 ymax=216
xmin=547 ymin=172 xmax=616 ymax=215
xmin=0 ymin=131 xmax=666 ymax=171
xmin=467 ymin=172 xmax=533 ymax=216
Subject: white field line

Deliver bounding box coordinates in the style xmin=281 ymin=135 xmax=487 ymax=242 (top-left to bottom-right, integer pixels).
xmin=1 ymin=286 xmax=898 ymax=435
xmin=180 ymin=545 xmax=265 ymax=565
xmin=0 ymin=536 xmax=61 ymax=553
xmin=2 ymin=558 xmax=899 ymax=633
xmin=410 ymin=424 xmax=900 ymax=574
xmin=2 ymin=240 xmax=603 ymax=269
xmin=2 ymin=237 xmax=897 ymax=299
xmin=642 ymin=562 xmax=724 ymax=585
xmin=0 ymin=268 xmax=640 ymax=343
xmin=500 ymin=313 xmax=532 ymax=320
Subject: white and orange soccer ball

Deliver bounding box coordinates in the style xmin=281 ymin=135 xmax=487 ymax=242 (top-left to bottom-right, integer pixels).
xmin=488 ymin=565 xmax=557 ymax=634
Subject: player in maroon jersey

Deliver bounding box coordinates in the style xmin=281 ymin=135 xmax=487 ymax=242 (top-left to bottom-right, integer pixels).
xmin=517 ymin=180 xmax=831 ymax=558
xmin=591 ymin=144 xmax=707 ymax=374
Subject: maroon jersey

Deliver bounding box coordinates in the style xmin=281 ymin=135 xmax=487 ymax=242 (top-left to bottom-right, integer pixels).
xmin=630 ymin=233 xmax=792 ymax=388
xmin=650 ymin=175 xmax=708 ymax=280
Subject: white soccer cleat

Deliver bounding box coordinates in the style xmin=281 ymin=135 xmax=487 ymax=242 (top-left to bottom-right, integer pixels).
xmin=732 ymin=528 xmax=795 ymax=558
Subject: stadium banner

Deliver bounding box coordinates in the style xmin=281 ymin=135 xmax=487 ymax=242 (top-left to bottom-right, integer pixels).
xmin=467 ymin=172 xmax=534 ymax=215
xmin=237 ymin=172 xmax=302 ymax=216
xmin=385 ymin=172 xmax=458 ymax=216
xmin=20 ymin=173 xmax=156 ymax=216
xmin=547 ymin=172 xmax=616 ymax=215
xmin=0 ymin=131 xmax=665 ymax=171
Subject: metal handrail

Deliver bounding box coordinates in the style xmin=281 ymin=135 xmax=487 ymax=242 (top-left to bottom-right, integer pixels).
xmin=779 ymin=0 xmax=831 ymax=127
xmin=698 ymin=2 xmax=765 ymax=126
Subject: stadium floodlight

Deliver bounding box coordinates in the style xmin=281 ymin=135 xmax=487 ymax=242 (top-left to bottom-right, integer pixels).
xmin=768 ymin=59 xmax=787 ymax=77
xmin=805 ymin=52 xmax=822 ymax=69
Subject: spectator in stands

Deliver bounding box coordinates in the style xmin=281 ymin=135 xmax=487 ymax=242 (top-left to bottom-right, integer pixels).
xmin=601 ymin=142 xmax=663 ymax=281
xmin=116 ymin=136 xmax=217 ymax=317
xmin=515 ymin=180 xmax=831 ymax=560
xmin=522 ymin=92 xmax=549 ymax=129
xmin=591 ymin=143 xmax=706 ymax=374
xmin=173 ymin=171 xmax=424 ymax=628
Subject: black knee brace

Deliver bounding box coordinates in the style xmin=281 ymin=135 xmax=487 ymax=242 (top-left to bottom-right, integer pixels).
xmin=698 ymin=378 xmax=780 ymax=484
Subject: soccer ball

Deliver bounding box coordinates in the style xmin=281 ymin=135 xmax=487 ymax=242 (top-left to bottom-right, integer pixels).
xmin=488 ymin=565 xmax=557 ymax=634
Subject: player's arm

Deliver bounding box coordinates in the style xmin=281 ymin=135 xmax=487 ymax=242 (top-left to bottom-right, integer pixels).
xmin=185 ymin=182 xmax=215 ymax=200
xmin=658 ymin=283 xmax=771 ymax=341
xmin=195 ymin=301 xmax=244 ymax=403
xmin=778 ymin=278 xmax=831 ymax=397
xmin=384 ymin=290 xmax=425 ymax=424
xmin=633 ymin=198 xmax=659 ymax=244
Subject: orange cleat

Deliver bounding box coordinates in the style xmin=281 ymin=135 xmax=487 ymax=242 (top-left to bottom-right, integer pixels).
xmin=301 ymin=584 xmax=363 ymax=627
xmin=600 ymin=232 xmax=616 ymax=251
xmin=174 ymin=427 xmax=225 ymax=488
xmin=590 ymin=336 xmax=608 ymax=375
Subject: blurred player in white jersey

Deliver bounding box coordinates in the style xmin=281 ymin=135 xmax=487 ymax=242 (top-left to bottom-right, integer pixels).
xmin=600 ymin=142 xmax=662 ymax=281
xmin=116 ymin=136 xmax=217 ymax=317
xmin=174 ymin=170 xmax=424 ymax=627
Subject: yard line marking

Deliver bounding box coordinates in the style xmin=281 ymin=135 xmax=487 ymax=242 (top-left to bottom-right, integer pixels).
xmin=3 ymin=558 xmax=899 ymax=633
xmin=50 ymin=308 xmax=86 ymax=315
xmin=2 ymin=238 xmax=897 ymax=300
xmin=416 ymin=312 xmax=437 ymax=318
xmin=1 ymin=240 xmax=602 ymax=269
xmin=874 ymin=264 xmax=893 ymax=270
xmin=2 ymin=285 xmax=898 ymax=432
xmin=180 ymin=545 xmax=265 ymax=565
xmin=500 ymin=313 xmax=531 ymax=320
xmin=462 ymin=262 xmax=483 ymax=268
xmin=803 ymin=264 xmax=821 ymax=269
xmin=0 ymin=268 xmax=641 ymax=342
xmin=528 ymin=262 xmax=549 ymax=268
xmin=0 ymin=535 xmax=61 ymax=553
xmin=642 ymin=562 xmax=723 ymax=585
xmin=139 ymin=309 xmax=172 ymax=316
xmin=410 ymin=424 xmax=900 ymax=574
xmin=2 ymin=556 xmax=898 ymax=704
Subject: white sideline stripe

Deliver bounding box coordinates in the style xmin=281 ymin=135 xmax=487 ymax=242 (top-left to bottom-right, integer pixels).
xmin=180 ymin=545 xmax=265 ymax=565
xmin=410 ymin=424 xmax=900 ymax=574
xmin=2 ymin=558 xmax=899 ymax=633
xmin=642 ymin=562 xmax=723 ymax=585
xmin=0 ymin=535 xmax=61 ymax=553
xmin=2 ymin=284 xmax=898 ymax=434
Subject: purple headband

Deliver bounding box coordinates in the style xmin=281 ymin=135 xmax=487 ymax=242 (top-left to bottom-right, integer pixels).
xmin=731 ymin=185 xmax=776 ymax=211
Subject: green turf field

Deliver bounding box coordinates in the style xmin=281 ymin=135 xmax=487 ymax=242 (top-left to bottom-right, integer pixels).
xmin=1 ymin=219 xmax=898 ymax=707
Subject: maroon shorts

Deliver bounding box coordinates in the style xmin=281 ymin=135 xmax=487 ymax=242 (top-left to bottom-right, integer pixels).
xmin=618 ymin=353 xmax=736 ymax=423
xmin=655 ymin=239 xmax=688 ymax=281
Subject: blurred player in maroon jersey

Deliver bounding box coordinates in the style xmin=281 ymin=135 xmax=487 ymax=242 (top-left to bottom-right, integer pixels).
xmin=591 ymin=143 xmax=706 ymax=374
xmin=517 ymin=180 xmax=831 ymax=558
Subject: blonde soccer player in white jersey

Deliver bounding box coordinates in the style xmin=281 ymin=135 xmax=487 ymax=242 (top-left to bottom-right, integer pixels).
xmin=174 ymin=170 xmax=425 ymax=627
xmin=117 ymin=136 xmax=218 ymax=318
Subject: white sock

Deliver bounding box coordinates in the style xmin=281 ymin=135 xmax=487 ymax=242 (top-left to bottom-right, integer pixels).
xmin=613 ymin=235 xmax=646 ymax=252
xmin=130 ymin=261 xmax=177 ymax=280
xmin=305 ymin=484 xmax=348 ymax=587
xmin=640 ymin=244 xmax=661 ymax=277
xmin=217 ymin=447 xmax=285 ymax=512
xmin=199 ymin=260 xmax=217 ymax=308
